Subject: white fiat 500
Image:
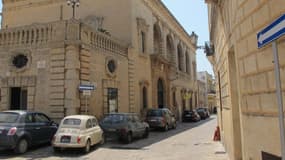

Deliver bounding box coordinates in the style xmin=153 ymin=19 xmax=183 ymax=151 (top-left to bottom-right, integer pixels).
xmin=52 ymin=115 xmax=104 ymax=153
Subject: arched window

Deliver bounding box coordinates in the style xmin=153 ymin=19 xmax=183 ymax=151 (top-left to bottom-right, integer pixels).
xmin=167 ymin=35 xmax=175 ymax=64
xmin=185 ymin=52 xmax=190 ymax=74
xmin=177 ymin=44 xmax=183 ymax=71
xmin=172 ymin=91 xmax=176 ymax=107
xmin=141 ymin=31 xmax=146 ymax=53
xmin=153 ymin=24 xmax=162 ymax=54
xmin=157 ymin=78 xmax=164 ymax=108
xmin=142 ymin=87 xmax=148 ymax=109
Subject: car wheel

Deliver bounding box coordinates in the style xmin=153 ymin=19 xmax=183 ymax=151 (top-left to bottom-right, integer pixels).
xmin=15 ymin=138 xmax=28 ymax=154
xmin=164 ymin=124 xmax=169 ymax=131
xmin=125 ymin=132 xmax=132 ymax=144
xmin=143 ymin=128 xmax=149 ymax=138
xmin=100 ymin=134 xmax=105 ymax=145
xmin=84 ymin=139 xmax=91 ymax=153
xmin=53 ymin=147 xmax=61 ymax=153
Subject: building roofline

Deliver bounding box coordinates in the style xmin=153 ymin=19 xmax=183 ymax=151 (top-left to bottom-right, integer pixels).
xmin=144 ymin=0 xmax=198 ymax=50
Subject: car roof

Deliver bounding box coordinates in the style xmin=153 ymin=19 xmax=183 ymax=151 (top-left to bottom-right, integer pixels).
xmin=106 ymin=113 xmax=137 ymax=115
xmin=1 ymin=110 xmax=43 ymax=115
xmin=148 ymin=108 xmax=170 ymax=111
xmin=63 ymin=115 xmax=96 ymax=120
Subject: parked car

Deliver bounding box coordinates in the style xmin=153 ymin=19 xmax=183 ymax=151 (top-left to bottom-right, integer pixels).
xmin=0 ymin=110 xmax=58 ymax=154
xmin=145 ymin=108 xmax=176 ymax=131
xmin=182 ymin=110 xmax=201 ymax=122
xmin=196 ymin=108 xmax=210 ymax=119
xmin=52 ymin=115 xmax=104 ymax=153
xmin=100 ymin=113 xmax=149 ymax=144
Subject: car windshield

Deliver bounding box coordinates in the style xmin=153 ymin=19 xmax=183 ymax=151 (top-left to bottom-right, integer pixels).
xmin=147 ymin=110 xmax=162 ymax=117
xmin=0 ymin=112 xmax=19 ymax=123
xmin=102 ymin=114 xmax=125 ymax=124
xmin=197 ymin=108 xmax=205 ymax=112
xmin=63 ymin=118 xmax=81 ymax=125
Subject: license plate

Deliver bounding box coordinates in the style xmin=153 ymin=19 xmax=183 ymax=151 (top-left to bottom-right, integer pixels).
xmin=150 ymin=119 xmax=157 ymax=122
xmin=60 ymin=136 xmax=71 ymax=143
xmin=186 ymin=115 xmax=191 ymax=117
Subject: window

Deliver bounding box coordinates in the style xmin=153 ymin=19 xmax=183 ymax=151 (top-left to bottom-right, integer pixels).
xmin=141 ymin=31 xmax=146 ymax=53
xmin=107 ymin=59 xmax=116 ymax=73
xmin=107 ymin=88 xmax=118 ymax=113
xmin=34 ymin=113 xmax=50 ymax=123
xmin=102 ymin=114 xmax=125 ymax=124
xmin=0 ymin=112 xmax=19 ymax=123
xmin=172 ymin=92 xmax=176 ymax=107
xmin=142 ymin=87 xmax=147 ymax=109
xmin=185 ymin=52 xmax=190 ymax=74
xmin=12 ymin=54 xmax=28 ymax=69
xmin=86 ymin=119 xmax=92 ymax=129
xmin=177 ymin=45 xmax=183 ymax=71
xmin=92 ymin=118 xmax=98 ymax=127
xmin=63 ymin=118 xmax=81 ymax=125
xmin=25 ymin=114 xmax=34 ymax=123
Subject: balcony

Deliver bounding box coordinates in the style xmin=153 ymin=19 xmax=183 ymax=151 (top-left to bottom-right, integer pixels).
xmin=0 ymin=20 xmax=128 ymax=56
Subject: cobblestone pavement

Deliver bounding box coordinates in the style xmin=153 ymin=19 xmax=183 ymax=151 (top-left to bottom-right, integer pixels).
xmin=0 ymin=115 xmax=229 ymax=160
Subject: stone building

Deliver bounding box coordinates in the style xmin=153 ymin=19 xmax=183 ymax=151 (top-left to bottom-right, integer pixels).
xmin=206 ymin=0 xmax=285 ymax=159
xmin=197 ymin=71 xmax=215 ymax=111
xmin=197 ymin=79 xmax=207 ymax=108
xmin=0 ymin=0 xmax=197 ymax=121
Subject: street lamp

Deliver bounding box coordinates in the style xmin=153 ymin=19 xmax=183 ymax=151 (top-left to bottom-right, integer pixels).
xmin=66 ymin=0 xmax=80 ymax=19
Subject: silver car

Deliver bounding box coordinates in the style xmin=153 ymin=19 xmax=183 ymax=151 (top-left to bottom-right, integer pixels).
xmin=146 ymin=108 xmax=177 ymax=131
xmin=100 ymin=113 xmax=149 ymax=143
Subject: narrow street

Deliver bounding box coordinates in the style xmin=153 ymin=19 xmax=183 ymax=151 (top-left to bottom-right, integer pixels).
xmin=0 ymin=116 xmax=229 ymax=160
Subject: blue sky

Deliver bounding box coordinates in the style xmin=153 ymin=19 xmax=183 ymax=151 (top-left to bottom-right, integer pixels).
xmin=162 ymin=0 xmax=213 ymax=76
xmin=0 ymin=1 xmax=213 ymax=75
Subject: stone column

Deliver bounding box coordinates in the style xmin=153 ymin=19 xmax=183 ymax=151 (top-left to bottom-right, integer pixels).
xmin=64 ymin=45 xmax=80 ymax=115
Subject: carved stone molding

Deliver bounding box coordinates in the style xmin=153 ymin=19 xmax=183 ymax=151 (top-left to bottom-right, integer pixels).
xmin=139 ymin=80 xmax=150 ymax=87
xmin=105 ymin=57 xmax=118 ymax=78
xmin=137 ymin=18 xmax=149 ymax=33
xmin=9 ymin=49 xmax=32 ymax=73
xmin=83 ymin=15 xmax=104 ymax=31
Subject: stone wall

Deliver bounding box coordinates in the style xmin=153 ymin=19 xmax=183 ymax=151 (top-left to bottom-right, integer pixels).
xmin=207 ymin=0 xmax=285 ymax=159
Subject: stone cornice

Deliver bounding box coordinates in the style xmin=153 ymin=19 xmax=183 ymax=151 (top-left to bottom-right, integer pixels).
xmin=3 ymin=0 xmax=63 ymax=11
xmin=143 ymin=0 xmax=197 ymax=51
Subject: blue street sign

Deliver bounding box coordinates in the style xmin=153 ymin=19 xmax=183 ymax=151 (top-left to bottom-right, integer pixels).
xmin=79 ymin=84 xmax=96 ymax=91
xmin=257 ymin=14 xmax=285 ymax=48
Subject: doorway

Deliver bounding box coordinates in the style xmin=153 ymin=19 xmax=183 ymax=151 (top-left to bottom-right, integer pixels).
xmin=157 ymin=78 xmax=164 ymax=108
xmin=10 ymin=87 xmax=27 ymax=110
xmin=107 ymin=88 xmax=118 ymax=113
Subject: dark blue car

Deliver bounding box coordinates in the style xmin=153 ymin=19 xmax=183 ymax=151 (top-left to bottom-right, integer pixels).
xmin=0 ymin=111 xmax=58 ymax=154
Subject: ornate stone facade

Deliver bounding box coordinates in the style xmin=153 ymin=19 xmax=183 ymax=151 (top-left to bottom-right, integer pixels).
xmin=0 ymin=0 xmax=197 ymax=122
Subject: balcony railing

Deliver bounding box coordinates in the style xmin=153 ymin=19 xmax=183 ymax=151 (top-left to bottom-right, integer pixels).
xmin=0 ymin=23 xmax=56 ymax=47
xmin=0 ymin=20 xmax=128 ymax=56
